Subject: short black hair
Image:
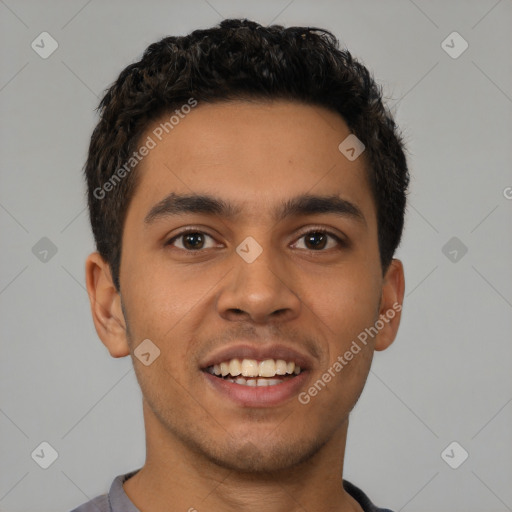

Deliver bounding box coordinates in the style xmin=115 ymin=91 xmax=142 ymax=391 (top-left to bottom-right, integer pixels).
xmin=84 ymin=18 xmax=409 ymax=292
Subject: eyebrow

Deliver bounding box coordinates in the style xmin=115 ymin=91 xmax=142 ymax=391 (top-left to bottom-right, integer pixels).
xmin=144 ymin=192 xmax=366 ymax=227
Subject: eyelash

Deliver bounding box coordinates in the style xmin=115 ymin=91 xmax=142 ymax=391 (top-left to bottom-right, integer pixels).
xmin=165 ymin=227 xmax=346 ymax=253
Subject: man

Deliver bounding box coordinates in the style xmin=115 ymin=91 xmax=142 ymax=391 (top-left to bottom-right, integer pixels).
xmin=72 ymin=17 xmax=408 ymax=512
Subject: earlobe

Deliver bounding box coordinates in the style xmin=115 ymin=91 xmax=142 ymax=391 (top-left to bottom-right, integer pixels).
xmin=374 ymin=258 xmax=405 ymax=351
xmin=85 ymin=252 xmax=130 ymax=358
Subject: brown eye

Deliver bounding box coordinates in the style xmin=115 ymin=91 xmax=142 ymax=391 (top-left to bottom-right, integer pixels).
xmin=294 ymin=230 xmax=345 ymax=251
xmin=181 ymin=232 xmax=205 ymax=250
xmin=304 ymin=232 xmax=328 ymax=250
xmin=166 ymin=231 xmax=216 ymax=251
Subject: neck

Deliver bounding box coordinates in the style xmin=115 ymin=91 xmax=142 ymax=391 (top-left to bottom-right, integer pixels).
xmin=123 ymin=400 xmax=363 ymax=512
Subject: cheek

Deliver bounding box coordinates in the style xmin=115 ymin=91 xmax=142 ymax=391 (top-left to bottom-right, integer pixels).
xmin=308 ymin=266 xmax=380 ymax=333
xmin=303 ymin=279 xmax=377 ymax=413
xmin=126 ymin=253 xmax=204 ymax=318
xmin=122 ymin=257 xmax=224 ymax=361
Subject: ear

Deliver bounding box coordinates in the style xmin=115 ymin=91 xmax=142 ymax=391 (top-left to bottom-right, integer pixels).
xmin=374 ymin=258 xmax=405 ymax=351
xmin=85 ymin=252 xmax=130 ymax=358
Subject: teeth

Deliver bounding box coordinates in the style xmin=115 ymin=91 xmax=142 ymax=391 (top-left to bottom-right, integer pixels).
xmin=229 ymin=359 xmax=241 ymax=376
xmin=259 ymin=359 xmax=276 ymax=377
xmin=275 ymin=359 xmax=287 ymax=375
xmin=208 ymin=358 xmax=303 ymax=378
xmin=241 ymin=359 xmax=259 ymax=377
xmin=226 ymin=376 xmax=285 ymax=387
xmin=220 ymin=362 xmax=230 ymax=377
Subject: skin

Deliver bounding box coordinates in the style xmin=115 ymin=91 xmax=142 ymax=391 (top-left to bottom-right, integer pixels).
xmin=85 ymin=100 xmax=405 ymax=512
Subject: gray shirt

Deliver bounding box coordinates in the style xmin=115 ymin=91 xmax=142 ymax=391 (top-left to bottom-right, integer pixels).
xmin=69 ymin=469 xmax=394 ymax=512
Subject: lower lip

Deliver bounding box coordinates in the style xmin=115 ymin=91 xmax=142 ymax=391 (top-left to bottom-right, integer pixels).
xmin=202 ymin=371 xmax=309 ymax=407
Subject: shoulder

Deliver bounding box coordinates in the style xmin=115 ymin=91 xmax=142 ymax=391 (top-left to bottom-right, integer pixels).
xmin=67 ymin=469 xmax=141 ymax=512
xmin=68 ymin=493 xmax=109 ymax=512
xmin=343 ymin=479 xmax=395 ymax=512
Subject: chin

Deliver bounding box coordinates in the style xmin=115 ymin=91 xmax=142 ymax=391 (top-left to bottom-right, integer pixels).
xmin=193 ymin=432 xmax=328 ymax=474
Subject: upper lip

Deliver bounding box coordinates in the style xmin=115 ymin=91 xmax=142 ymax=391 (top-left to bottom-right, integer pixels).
xmin=200 ymin=343 xmax=313 ymax=371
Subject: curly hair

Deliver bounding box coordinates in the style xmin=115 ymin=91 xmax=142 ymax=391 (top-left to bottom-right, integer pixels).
xmin=84 ymin=18 xmax=409 ymax=292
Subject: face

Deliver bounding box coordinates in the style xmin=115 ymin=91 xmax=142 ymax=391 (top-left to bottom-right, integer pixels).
xmin=88 ymin=99 xmax=404 ymax=473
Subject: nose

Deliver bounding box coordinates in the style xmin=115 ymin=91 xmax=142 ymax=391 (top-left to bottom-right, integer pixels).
xmin=216 ymin=239 xmax=302 ymax=325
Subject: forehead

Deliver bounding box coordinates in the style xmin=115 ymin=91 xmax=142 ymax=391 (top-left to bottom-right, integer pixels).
xmin=127 ymin=100 xmax=376 ymax=226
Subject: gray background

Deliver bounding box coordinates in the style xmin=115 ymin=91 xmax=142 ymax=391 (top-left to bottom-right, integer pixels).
xmin=1 ymin=1 xmax=511 ymax=511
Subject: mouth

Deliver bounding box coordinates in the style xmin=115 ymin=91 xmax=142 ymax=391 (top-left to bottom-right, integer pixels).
xmin=204 ymin=358 xmax=303 ymax=387
xmin=200 ymin=346 xmax=312 ymax=407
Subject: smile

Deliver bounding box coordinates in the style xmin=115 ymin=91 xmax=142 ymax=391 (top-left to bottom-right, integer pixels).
xmin=205 ymin=358 xmax=302 ymax=387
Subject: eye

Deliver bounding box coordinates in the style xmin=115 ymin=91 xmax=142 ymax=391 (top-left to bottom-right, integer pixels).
xmin=293 ymin=229 xmax=345 ymax=251
xmin=165 ymin=228 xmax=346 ymax=253
xmin=165 ymin=229 xmax=218 ymax=251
